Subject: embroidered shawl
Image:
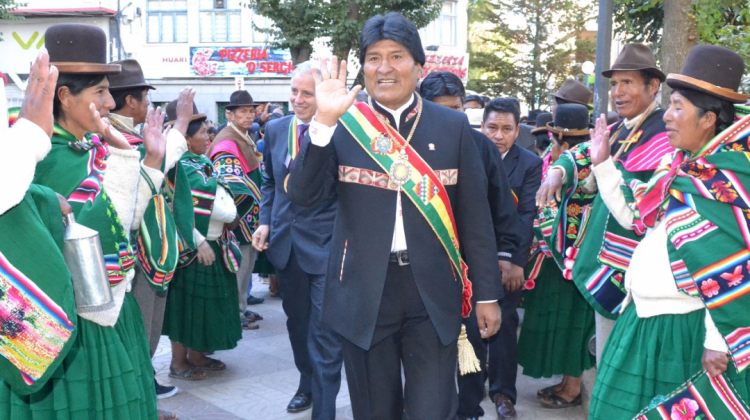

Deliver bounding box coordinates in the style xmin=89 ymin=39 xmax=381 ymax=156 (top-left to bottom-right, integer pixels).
xmin=549 ymin=109 xmax=672 ymax=318
xmin=33 ymin=124 xmax=135 ymax=287
xmin=0 ymin=186 xmax=77 ymax=394
xmin=625 ymin=105 xmax=750 ymax=372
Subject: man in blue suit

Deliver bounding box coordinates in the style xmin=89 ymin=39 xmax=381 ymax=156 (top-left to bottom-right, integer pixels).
xmin=252 ymin=61 xmax=341 ymax=419
xmin=482 ymin=98 xmax=543 ymax=419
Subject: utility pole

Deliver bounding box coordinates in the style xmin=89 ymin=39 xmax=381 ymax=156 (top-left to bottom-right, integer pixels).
xmin=593 ymin=0 xmax=613 ymax=118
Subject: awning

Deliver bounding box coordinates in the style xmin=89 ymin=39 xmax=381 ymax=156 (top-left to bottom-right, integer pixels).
xmin=9 ymin=7 xmax=117 ymax=17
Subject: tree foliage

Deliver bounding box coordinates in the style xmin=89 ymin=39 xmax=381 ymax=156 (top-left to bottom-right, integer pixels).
xmin=244 ymin=0 xmax=326 ymax=64
xmin=0 ymin=0 xmax=23 ymax=42
xmin=247 ymin=0 xmax=442 ymax=66
xmin=468 ymin=0 xmax=595 ymax=109
xmin=614 ymin=0 xmax=750 ymax=68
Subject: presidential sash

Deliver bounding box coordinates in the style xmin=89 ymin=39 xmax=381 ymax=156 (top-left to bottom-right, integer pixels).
xmin=339 ymin=102 xmax=473 ymax=317
xmin=288 ymin=117 xmax=300 ymax=162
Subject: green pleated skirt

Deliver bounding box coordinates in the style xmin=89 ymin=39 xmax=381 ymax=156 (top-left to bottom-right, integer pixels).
xmin=162 ymin=241 xmax=241 ymax=352
xmin=0 ymin=292 xmax=157 ymax=420
xmin=518 ymin=258 xmax=595 ymax=378
xmin=589 ymin=303 xmax=750 ymax=419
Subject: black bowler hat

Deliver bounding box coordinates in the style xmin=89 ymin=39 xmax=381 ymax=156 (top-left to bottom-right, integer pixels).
xmin=163 ymin=100 xmax=206 ymax=127
xmin=530 ymin=112 xmax=553 ymax=134
xmin=45 ymin=24 xmax=121 ymax=75
xmin=108 ymin=59 xmax=155 ymax=91
xmin=666 ymin=45 xmax=748 ymax=104
xmin=554 ymin=80 xmax=593 ymax=109
xmin=226 ymin=90 xmax=258 ymax=110
xmin=546 ymin=104 xmax=592 ymax=138
xmin=602 ymin=43 xmax=666 ymax=82
xmin=527 ymin=109 xmax=542 ymax=125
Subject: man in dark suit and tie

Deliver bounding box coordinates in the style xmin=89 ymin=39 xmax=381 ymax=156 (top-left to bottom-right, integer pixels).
xmin=419 ymin=72 xmax=520 ymax=420
xmin=482 ymin=98 xmax=543 ymax=419
xmin=287 ymin=12 xmax=503 ymax=420
xmin=252 ymin=61 xmax=342 ymax=418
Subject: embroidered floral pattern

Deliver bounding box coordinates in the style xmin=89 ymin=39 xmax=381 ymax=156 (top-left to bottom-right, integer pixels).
xmin=670 ymin=398 xmax=699 ymax=420
xmin=710 ymin=180 xmax=740 ymax=203
xmin=567 ymin=203 xmax=582 ymax=217
xmin=701 ymin=278 xmax=721 ymax=298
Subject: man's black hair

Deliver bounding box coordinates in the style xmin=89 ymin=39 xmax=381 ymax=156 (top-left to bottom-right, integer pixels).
xmin=418 ymin=72 xmax=466 ymax=102
xmin=111 ymin=87 xmax=148 ymax=112
xmin=672 ymin=88 xmax=735 ymax=135
xmin=639 ymin=70 xmax=659 ymax=90
xmin=483 ymin=98 xmax=520 ymax=126
xmin=465 ymin=94 xmax=485 ymax=107
xmin=360 ymin=12 xmax=425 ymax=66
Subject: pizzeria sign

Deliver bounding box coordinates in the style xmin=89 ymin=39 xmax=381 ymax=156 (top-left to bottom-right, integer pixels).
xmin=190 ymin=46 xmax=294 ymax=77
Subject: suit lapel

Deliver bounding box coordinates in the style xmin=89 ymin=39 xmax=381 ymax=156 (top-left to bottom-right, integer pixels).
xmin=504 ymin=144 xmax=520 ymax=178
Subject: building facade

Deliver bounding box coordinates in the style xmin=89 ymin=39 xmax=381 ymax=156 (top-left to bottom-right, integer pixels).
xmin=0 ymin=0 xmax=468 ymax=123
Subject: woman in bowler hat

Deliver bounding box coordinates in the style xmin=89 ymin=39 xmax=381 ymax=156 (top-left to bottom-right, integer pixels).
xmin=518 ymin=104 xmax=596 ymax=409
xmin=588 ymin=45 xmax=750 ymax=418
xmin=17 ymin=23 xmax=171 ymax=420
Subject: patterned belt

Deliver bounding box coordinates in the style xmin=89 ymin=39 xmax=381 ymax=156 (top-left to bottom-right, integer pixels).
xmin=338 ymin=165 xmax=458 ymax=191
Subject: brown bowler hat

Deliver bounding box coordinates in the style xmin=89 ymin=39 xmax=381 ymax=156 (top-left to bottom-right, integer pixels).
xmin=554 ymin=80 xmax=593 ymax=109
xmin=602 ymin=43 xmax=666 ymax=82
xmin=226 ymin=90 xmax=258 ymax=110
xmin=530 ymin=112 xmax=553 ymax=134
xmin=666 ymin=45 xmax=748 ymax=104
xmin=108 ymin=59 xmax=155 ymax=91
xmin=546 ymin=104 xmax=592 ymax=138
xmin=45 ymin=24 xmax=121 ymax=75
xmin=163 ymin=100 xmax=206 ymax=127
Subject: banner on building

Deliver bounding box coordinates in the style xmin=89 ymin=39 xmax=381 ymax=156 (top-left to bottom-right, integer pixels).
xmin=190 ymin=47 xmax=294 ymax=77
xmin=421 ymin=52 xmax=470 ymax=83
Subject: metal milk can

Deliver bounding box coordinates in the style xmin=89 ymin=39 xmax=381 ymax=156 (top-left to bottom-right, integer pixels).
xmin=62 ymin=213 xmax=114 ymax=310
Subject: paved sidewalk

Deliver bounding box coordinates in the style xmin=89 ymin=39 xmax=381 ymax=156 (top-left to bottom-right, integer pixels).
xmin=155 ymin=278 xmax=590 ymax=419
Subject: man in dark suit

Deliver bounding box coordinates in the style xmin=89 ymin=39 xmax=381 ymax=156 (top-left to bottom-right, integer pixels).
xmin=288 ymin=12 xmax=503 ymax=420
xmin=419 ymin=72 xmax=520 ymax=420
xmin=252 ymin=61 xmax=342 ymax=418
xmin=482 ymin=98 xmax=543 ymax=419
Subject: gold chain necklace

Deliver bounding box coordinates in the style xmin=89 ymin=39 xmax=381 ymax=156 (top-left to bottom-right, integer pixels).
xmin=368 ymin=94 xmax=423 ymax=186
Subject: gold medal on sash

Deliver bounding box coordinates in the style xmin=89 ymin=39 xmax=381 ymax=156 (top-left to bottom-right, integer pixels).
xmin=389 ymin=151 xmax=411 ymax=186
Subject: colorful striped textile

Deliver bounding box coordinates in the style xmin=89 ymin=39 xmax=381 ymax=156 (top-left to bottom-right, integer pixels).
xmin=624 ymin=106 xmax=750 ymax=372
xmin=634 ymin=370 xmax=750 ymax=420
xmin=0 ymin=251 xmax=75 ymax=386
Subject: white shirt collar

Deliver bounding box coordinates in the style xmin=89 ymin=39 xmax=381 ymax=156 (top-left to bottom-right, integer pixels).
xmin=375 ymin=95 xmax=416 ymax=130
xmin=502 ymin=150 xmax=509 ymax=160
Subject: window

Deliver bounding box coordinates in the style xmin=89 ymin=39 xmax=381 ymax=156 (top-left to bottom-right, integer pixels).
xmin=199 ymin=0 xmax=242 ymax=43
xmin=250 ymin=9 xmax=273 ymax=43
xmin=419 ymin=1 xmax=457 ymax=47
xmin=147 ymin=0 xmax=188 ymax=43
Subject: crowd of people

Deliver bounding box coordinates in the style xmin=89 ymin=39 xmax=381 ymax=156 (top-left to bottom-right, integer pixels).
xmin=1 ymin=10 xmax=750 ymax=420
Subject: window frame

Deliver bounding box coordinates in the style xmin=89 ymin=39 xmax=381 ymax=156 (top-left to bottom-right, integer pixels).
xmin=199 ymin=0 xmax=243 ymax=44
xmin=146 ymin=0 xmax=188 ymax=44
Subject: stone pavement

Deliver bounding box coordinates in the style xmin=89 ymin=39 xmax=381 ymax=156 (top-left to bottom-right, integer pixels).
xmin=154 ymin=278 xmax=591 ymax=419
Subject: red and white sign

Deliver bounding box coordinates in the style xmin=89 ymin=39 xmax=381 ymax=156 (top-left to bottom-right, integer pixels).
xmin=422 ymin=53 xmax=470 ymax=82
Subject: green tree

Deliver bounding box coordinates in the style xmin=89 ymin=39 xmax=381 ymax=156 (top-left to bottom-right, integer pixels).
xmin=0 ymin=0 xmax=23 ymax=42
xmin=245 ymin=0 xmax=326 ymax=65
xmin=468 ymin=0 xmax=595 ymax=109
xmin=614 ymin=0 xmax=750 ymax=91
xmin=248 ymin=0 xmax=442 ymax=71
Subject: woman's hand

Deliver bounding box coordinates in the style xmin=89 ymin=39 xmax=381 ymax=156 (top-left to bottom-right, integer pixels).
xmin=536 ymin=168 xmax=564 ymax=207
xmin=172 ymin=87 xmax=196 ymax=136
xmin=313 ymin=57 xmax=362 ymax=127
xmin=56 ymin=193 xmax=72 ymax=216
xmin=702 ymin=349 xmax=729 ymax=377
xmin=196 ymin=241 xmax=216 ymax=266
xmin=90 ymin=104 xmax=130 ymax=150
xmin=142 ymin=107 xmax=168 ymax=170
xmin=19 ymin=48 xmax=58 ymax=138
xmin=589 ymin=114 xmax=611 ymax=166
